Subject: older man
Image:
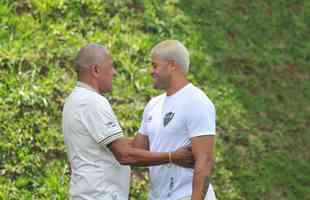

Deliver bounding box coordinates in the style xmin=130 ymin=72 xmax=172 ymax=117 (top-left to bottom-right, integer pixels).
xmin=133 ymin=40 xmax=217 ymax=200
xmin=62 ymin=44 xmax=193 ymax=200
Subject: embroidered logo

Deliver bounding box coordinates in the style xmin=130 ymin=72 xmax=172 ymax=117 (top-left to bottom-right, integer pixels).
xmin=147 ymin=115 xmax=152 ymax=122
xmin=105 ymin=121 xmax=117 ymax=128
xmin=163 ymin=112 xmax=175 ymax=127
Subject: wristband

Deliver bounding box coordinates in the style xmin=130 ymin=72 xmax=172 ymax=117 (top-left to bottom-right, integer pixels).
xmin=168 ymin=152 xmax=173 ymax=163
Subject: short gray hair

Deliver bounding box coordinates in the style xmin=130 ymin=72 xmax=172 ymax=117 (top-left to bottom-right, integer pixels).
xmin=75 ymin=44 xmax=108 ymax=72
xmin=151 ymin=40 xmax=190 ymax=73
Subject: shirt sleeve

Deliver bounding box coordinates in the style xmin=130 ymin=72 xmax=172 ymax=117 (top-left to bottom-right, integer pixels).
xmin=186 ymin=98 xmax=216 ymax=138
xmin=82 ymin=97 xmax=123 ymax=146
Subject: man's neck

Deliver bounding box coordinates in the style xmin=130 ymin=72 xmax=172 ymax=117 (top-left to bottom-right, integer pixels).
xmin=78 ymin=78 xmax=100 ymax=93
xmin=166 ymin=77 xmax=189 ymax=96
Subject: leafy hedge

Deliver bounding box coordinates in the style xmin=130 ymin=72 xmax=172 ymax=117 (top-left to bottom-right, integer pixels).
xmin=0 ymin=0 xmax=309 ymax=199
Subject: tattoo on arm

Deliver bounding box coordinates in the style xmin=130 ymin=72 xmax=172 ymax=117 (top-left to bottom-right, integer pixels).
xmin=201 ymin=176 xmax=210 ymax=199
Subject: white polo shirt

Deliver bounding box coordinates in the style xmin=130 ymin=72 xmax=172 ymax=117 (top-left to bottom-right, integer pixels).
xmin=139 ymin=83 xmax=216 ymax=200
xmin=62 ymin=81 xmax=130 ymax=200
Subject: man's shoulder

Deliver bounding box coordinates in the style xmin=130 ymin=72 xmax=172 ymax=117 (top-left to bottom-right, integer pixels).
xmin=147 ymin=93 xmax=165 ymax=107
xmin=87 ymin=94 xmax=112 ymax=113
xmin=143 ymin=93 xmax=166 ymax=113
xmin=69 ymin=87 xmax=111 ymax=109
xmin=185 ymin=84 xmax=215 ymax=108
xmin=150 ymin=93 xmax=166 ymax=103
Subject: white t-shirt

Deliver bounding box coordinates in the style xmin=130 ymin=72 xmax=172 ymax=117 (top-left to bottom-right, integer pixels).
xmin=139 ymin=83 xmax=216 ymax=200
xmin=62 ymin=82 xmax=130 ymax=200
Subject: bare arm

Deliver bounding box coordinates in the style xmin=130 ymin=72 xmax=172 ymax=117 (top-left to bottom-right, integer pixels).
xmin=108 ymin=137 xmax=193 ymax=167
xmin=131 ymin=134 xmax=194 ymax=168
xmin=191 ymin=136 xmax=214 ymax=200
xmin=132 ymin=134 xmax=149 ymax=150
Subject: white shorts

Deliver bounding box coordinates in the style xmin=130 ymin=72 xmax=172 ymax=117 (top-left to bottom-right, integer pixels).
xmin=177 ymin=186 xmax=217 ymax=200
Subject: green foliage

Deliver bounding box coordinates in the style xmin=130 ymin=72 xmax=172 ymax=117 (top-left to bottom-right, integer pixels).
xmin=0 ymin=0 xmax=309 ymax=199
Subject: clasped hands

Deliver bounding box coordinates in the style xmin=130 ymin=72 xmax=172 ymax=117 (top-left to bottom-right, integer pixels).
xmin=170 ymin=145 xmax=194 ymax=168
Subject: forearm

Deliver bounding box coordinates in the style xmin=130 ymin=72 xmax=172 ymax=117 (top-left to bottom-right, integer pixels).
xmin=124 ymin=147 xmax=170 ymax=166
xmin=191 ymin=158 xmax=213 ymax=200
xmin=124 ymin=137 xmax=169 ymax=166
xmin=109 ymin=137 xmax=171 ymax=166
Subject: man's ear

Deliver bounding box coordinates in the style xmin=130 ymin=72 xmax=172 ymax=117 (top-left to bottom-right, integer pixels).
xmin=90 ymin=65 xmax=99 ymax=77
xmin=94 ymin=65 xmax=100 ymax=73
xmin=169 ymin=60 xmax=177 ymax=71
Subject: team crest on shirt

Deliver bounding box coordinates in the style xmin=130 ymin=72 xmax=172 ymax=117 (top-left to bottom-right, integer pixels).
xmin=163 ymin=112 xmax=175 ymax=127
xmin=147 ymin=115 xmax=152 ymax=122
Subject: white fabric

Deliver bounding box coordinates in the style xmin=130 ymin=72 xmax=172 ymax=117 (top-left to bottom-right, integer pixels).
xmin=62 ymin=81 xmax=130 ymax=200
xmin=177 ymin=187 xmax=216 ymax=200
xmin=139 ymin=83 xmax=216 ymax=200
